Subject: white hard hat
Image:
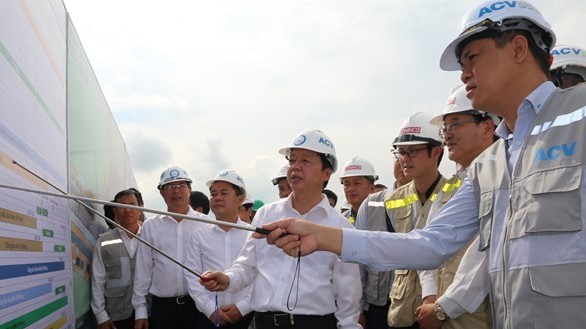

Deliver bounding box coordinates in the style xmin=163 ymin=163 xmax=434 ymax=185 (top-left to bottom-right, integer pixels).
xmin=550 ymin=45 xmax=586 ymax=82
xmin=241 ymin=196 xmax=254 ymax=206
xmin=339 ymin=157 xmax=378 ymax=183
xmin=157 ymin=166 xmax=192 ymax=189
xmin=393 ymin=112 xmax=442 ymax=147
xmin=206 ymin=169 xmax=246 ymax=190
xmin=279 ymin=129 xmax=338 ymax=172
xmin=430 ymin=85 xmax=501 ymax=126
xmin=440 ymin=0 xmax=555 ymax=71
xmin=271 ymin=162 xmax=289 ymax=185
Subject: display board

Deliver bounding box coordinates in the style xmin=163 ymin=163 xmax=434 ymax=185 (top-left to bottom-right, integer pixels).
xmin=0 ymin=1 xmax=73 ymax=328
xmin=0 ymin=1 xmax=137 ymax=328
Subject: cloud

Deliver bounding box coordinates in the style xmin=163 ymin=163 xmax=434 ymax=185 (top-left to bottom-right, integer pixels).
xmin=64 ymin=0 xmax=586 ymax=212
xmin=126 ymin=131 xmax=173 ymax=173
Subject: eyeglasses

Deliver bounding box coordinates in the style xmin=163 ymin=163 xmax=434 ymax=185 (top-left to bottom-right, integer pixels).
xmin=392 ymin=146 xmax=428 ymax=159
xmin=439 ymin=119 xmax=479 ymax=137
xmin=161 ymin=183 xmax=189 ymax=190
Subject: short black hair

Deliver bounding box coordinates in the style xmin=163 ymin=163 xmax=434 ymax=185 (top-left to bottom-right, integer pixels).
xmin=457 ymin=26 xmax=551 ymax=75
xmin=103 ymin=202 xmax=116 ymax=229
xmin=190 ymin=191 xmax=210 ymax=215
xmin=322 ymin=189 xmax=338 ymax=207
xmin=114 ymin=188 xmax=144 ymax=206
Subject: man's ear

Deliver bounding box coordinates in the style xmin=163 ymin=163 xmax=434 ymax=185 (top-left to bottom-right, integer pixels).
xmin=510 ymin=34 xmax=530 ymax=64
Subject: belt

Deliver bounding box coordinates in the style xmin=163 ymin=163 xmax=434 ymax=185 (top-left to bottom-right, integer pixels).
xmin=152 ymin=294 xmax=193 ymax=305
xmin=256 ymin=311 xmax=334 ymax=327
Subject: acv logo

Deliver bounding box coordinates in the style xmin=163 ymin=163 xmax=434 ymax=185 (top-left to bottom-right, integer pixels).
xmin=294 ymin=135 xmax=307 ymax=146
xmin=478 ymin=1 xmax=517 ymax=18
xmin=319 ymin=137 xmax=334 ymax=149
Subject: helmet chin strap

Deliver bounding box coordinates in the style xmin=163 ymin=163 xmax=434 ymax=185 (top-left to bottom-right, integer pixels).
xmin=553 ymin=67 xmax=565 ymax=88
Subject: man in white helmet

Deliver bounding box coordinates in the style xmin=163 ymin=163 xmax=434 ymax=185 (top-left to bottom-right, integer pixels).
xmin=133 ymin=166 xmax=210 ymax=329
xmin=185 ymin=169 xmax=254 ymax=329
xmin=238 ymin=197 xmax=254 ymax=223
xmin=339 ymin=156 xmax=378 ymax=225
xmin=260 ymin=1 xmax=586 ymax=328
xmin=415 ymin=85 xmax=497 ymax=329
xmin=201 ymin=129 xmax=362 ymax=329
xmin=380 ymin=112 xmax=446 ymax=329
xmin=272 ymin=162 xmax=292 ymax=199
xmin=550 ymin=44 xmax=586 ymax=88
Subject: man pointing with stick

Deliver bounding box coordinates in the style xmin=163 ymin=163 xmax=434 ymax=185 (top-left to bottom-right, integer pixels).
xmin=201 ymin=129 xmax=362 ymax=329
xmin=256 ymin=1 xmax=586 ymax=328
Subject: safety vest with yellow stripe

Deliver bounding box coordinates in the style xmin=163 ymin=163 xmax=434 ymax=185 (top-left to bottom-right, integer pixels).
xmin=385 ymin=177 xmax=446 ymax=327
xmin=424 ymin=173 xmax=492 ymax=329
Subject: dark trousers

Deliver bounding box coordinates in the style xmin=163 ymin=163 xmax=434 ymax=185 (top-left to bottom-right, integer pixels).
xmin=255 ymin=312 xmax=336 ymax=329
xmin=151 ymin=295 xmax=200 ymax=329
xmin=364 ymin=301 xmax=391 ymax=329
xmin=112 ymin=313 xmax=135 ymax=329
xmin=198 ymin=311 xmax=254 ymax=329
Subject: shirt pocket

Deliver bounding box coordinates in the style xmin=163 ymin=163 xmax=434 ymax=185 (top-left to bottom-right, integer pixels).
xmin=104 ymin=286 xmax=127 ymax=298
xmin=529 ymin=262 xmax=586 ymax=297
xmin=105 ymin=257 xmax=131 ymax=289
xmin=104 ymin=259 xmax=122 ymax=279
xmin=393 ymin=206 xmax=412 ymax=233
xmin=389 ymin=269 xmax=413 ymax=300
xmin=510 ymin=167 xmax=582 ymax=238
xmin=478 ymin=190 xmax=494 ymax=251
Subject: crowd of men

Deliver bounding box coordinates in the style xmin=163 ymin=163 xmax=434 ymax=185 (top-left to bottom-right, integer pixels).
xmin=90 ymin=1 xmax=586 ymax=328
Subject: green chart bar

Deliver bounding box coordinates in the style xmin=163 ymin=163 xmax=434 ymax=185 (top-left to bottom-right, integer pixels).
xmin=0 ymin=296 xmax=68 ymax=329
xmin=42 ymin=229 xmax=54 ymax=237
xmin=53 ymin=245 xmax=65 ymax=252
xmin=55 ymin=286 xmax=66 ymax=294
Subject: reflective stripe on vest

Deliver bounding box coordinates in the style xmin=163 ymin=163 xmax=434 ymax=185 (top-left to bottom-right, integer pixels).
xmin=442 ymin=178 xmax=462 ymax=193
xmin=385 ymin=193 xmax=438 ymax=209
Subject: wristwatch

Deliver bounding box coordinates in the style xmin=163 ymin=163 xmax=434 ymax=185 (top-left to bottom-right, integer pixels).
xmin=434 ymin=303 xmax=448 ymax=321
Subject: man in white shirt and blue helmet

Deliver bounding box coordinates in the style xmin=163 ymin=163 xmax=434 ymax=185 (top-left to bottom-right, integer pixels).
xmin=260 ymin=1 xmax=586 ymax=328
xmin=133 ymin=166 xmax=210 ymax=329
xmin=201 ymin=129 xmax=362 ymax=329
xmin=185 ymin=169 xmax=254 ymax=329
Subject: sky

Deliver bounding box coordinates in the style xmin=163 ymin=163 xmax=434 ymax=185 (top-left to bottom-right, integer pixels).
xmin=62 ymin=0 xmax=586 ymax=212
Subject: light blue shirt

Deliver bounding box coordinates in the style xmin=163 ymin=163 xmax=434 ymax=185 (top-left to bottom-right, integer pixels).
xmin=340 ymin=82 xmax=557 ymax=270
xmin=495 ymin=81 xmax=557 ymax=173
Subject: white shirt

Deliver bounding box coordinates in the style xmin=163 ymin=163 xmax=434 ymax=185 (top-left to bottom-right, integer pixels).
xmin=132 ymin=208 xmax=209 ymax=319
xmin=91 ymin=226 xmax=142 ymax=324
xmin=438 ymin=237 xmax=490 ymax=318
xmin=419 ymin=169 xmax=468 ymax=299
xmin=225 ymin=195 xmax=362 ymax=329
xmin=185 ymin=219 xmax=253 ymax=318
xmin=417 ymin=167 xmax=491 ymax=317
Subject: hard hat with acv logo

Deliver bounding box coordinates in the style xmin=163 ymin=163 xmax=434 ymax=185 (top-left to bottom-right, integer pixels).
xmin=393 ymin=112 xmax=443 ymax=148
xmin=430 ymin=85 xmax=501 ymax=126
xmin=279 ymin=129 xmax=338 ymax=172
xmin=271 ymin=162 xmax=289 ymax=185
xmin=206 ymin=169 xmax=246 ymax=190
xmin=157 ymin=166 xmax=192 ymax=189
xmin=550 ymin=45 xmax=586 ymax=82
xmin=339 ymin=157 xmax=378 ymax=183
xmin=440 ymin=0 xmax=556 ymax=71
